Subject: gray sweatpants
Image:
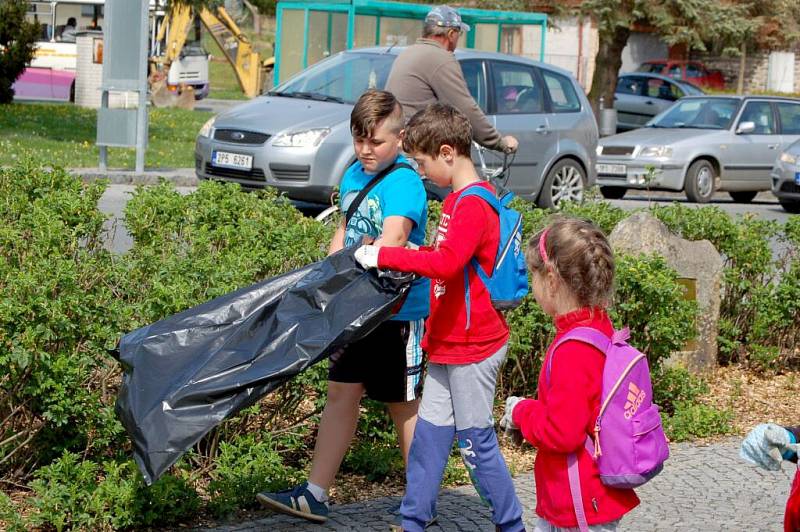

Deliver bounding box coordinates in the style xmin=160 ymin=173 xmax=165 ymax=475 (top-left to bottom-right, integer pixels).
xmin=418 ymin=343 xmax=508 ymax=430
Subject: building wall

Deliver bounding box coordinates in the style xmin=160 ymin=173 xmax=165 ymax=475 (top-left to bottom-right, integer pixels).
xmin=542 ymin=16 xmax=597 ymax=89
xmin=692 ymin=50 xmax=800 ymax=93
xmin=621 ymin=32 xmax=667 ymax=73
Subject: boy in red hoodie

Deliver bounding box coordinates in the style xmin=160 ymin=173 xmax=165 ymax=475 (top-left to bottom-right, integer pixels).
xmin=355 ymin=103 xmax=523 ymax=532
xmin=501 ymin=217 xmax=640 ymax=531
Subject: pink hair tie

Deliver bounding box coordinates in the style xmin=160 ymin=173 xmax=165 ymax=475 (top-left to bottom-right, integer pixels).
xmin=539 ymin=228 xmax=549 ymax=264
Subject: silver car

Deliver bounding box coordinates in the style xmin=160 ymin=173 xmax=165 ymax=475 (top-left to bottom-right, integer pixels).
xmin=596 ymin=95 xmax=800 ymax=202
xmin=770 ymin=139 xmax=800 ymax=213
xmin=195 ymin=47 xmax=598 ymax=208
xmin=614 ymin=73 xmax=704 ymax=132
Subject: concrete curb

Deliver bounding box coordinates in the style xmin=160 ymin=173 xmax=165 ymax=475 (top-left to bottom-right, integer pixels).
xmin=71 ymin=167 xmax=199 ymax=187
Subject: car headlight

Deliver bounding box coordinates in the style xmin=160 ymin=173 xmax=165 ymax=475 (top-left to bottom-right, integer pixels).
xmin=596 ymin=145 xmax=603 ymax=156
xmin=780 ymin=151 xmax=797 ymax=165
xmin=198 ymin=116 xmax=216 ymax=138
xmin=272 ymin=128 xmax=331 ymax=147
xmin=639 ymin=145 xmax=673 ymax=158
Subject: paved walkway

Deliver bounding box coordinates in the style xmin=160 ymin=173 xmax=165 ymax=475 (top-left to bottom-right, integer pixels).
xmin=200 ymin=438 xmax=794 ymax=531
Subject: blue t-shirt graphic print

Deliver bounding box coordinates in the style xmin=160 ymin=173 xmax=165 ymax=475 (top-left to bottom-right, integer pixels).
xmin=339 ymin=155 xmax=430 ymax=321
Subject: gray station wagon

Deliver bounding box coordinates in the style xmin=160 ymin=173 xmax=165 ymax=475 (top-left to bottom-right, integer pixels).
xmin=596 ymin=95 xmax=800 ymax=202
xmin=195 ymin=47 xmax=598 ymax=208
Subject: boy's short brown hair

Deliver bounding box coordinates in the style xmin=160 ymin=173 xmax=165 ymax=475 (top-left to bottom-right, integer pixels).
xmin=350 ymin=90 xmax=404 ymax=139
xmin=402 ymin=103 xmax=472 ymax=158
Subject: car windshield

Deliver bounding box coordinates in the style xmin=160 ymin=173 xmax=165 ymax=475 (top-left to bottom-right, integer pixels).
xmin=649 ymin=97 xmax=740 ymax=129
xmin=271 ymin=52 xmax=396 ymax=105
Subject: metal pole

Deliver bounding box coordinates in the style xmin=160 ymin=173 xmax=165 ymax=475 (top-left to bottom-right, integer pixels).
xmin=99 ymin=90 xmax=108 ymax=171
xmin=135 ymin=0 xmax=148 ymax=173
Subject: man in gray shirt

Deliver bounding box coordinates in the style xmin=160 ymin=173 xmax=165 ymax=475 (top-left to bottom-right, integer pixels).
xmin=385 ymin=5 xmax=518 ymax=153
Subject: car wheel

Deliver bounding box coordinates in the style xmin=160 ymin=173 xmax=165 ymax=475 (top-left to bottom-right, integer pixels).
xmin=600 ymin=186 xmax=627 ymax=200
xmin=537 ymin=159 xmax=586 ymax=209
xmin=728 ymin=190 xmax=757 ymax=203
xmin=779 ymin=200 xmax=800 ymax=214
xmin=684 ymin=160 xmax=716 ymax=203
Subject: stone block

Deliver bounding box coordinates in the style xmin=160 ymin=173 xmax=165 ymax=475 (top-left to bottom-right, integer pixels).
xmin=609 ymin=212 xmax=724 ymax=372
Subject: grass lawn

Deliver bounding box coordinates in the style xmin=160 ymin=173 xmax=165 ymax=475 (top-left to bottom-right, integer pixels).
xmin=0 ymin=102 xmax=211 ymax=169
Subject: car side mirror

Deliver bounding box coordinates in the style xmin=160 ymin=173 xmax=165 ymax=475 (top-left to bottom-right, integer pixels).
xmin=736 ymin=121 xmax=755 ymax=134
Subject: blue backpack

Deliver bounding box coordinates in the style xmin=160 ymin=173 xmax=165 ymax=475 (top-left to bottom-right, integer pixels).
xmin=453 ymin=185 xmax=529 ymax=329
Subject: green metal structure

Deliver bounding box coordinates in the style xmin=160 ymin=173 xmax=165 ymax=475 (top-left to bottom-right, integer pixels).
xmin=274 ymin=0 xmax=547 ymax=85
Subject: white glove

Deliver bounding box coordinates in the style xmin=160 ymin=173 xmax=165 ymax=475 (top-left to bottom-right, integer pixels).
xmin=740 ymin=423 xmax=799 ymax=471
xmin=354 ymin=245 xmax=379 ymax=269
xmin=498 ymin=396 xmax=523 ymax=433
xmin=405 ymin=241 xmax=419 ymax=250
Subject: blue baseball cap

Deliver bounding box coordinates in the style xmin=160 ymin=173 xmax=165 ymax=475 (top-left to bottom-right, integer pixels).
xmin=425 ymin=5 xmax=470 ymax=32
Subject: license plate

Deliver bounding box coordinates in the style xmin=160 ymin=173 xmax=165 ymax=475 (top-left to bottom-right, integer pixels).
xmin=795 ymin=171 xmax=800 ymax=185
xmin=597 ymin=163 xmax=627 ymax=176
xmin=212 ymin=151 xmax=253 ymax=170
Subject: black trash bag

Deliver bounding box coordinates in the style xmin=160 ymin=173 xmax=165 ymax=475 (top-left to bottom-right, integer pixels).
xmin=114 ymin=247 xmax=412 ymax=485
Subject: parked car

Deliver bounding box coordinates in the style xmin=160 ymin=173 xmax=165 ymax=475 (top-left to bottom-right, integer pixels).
xmin=614 ymin=73 xmax=704 ymax=131
xmin=596 ymin=95 xmax=800 ymax=202
xmin=195 ymin=47 xmax=598 ymax=208
xmin=637 ymin=60 xmax=725 ymax=90
xmin=770 ymin=139 xmax=800 ymax=213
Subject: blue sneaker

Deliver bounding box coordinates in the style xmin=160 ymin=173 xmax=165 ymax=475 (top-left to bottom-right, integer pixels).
xmin=256 ymin=482 xmax=329 ymax=523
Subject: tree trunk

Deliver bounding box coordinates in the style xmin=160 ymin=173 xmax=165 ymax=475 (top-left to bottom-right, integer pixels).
xmin=587 ymin=24 xmax=631 ymax=118
xmin=242 ymin=0 xmax=260 ymax=35
xmin=736 ymin=42 xmax=746 ymax=95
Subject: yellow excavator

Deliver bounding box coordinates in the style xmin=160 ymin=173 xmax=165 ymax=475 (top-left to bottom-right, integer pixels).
xmin=149 ymin=4 xmax=274 ymax=108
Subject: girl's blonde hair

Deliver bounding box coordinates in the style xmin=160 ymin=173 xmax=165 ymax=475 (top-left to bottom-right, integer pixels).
xmin=525 ymin=216 xmax=615 ymax=308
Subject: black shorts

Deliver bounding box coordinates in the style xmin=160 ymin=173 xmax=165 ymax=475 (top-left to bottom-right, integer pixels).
xmin=328 ymin=319 xmax=425 ymax=403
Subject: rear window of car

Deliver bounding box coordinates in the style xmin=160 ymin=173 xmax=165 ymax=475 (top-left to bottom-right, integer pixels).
xmin=777 ymin=102 xmax=800 ymax=135
xmin=616 ymin=76 xmax=643 ymax=95
xmin=637 ymin=62 xmax=665 ymax=73
xmin=542 ymin=70 xmax=581 ymax=113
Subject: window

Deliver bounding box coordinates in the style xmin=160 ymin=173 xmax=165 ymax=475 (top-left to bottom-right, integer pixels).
xmin=777 ymin=102 xmax=800 ymax=135
xmin=616 ymin=76 xmax=643 ymax=96
xmin=739 ymin=101 xmax=775 ymax=134
xmin=646 ymin=78 xmax=680 ymax=101
xmin=542 ymin=70 xmax=581 ymax=113
xmin=668 ymin=65 xmax=682 ymax=79
xmin=637 ymin=62 xmax=665 ymax=74
xmin=686 ymin=63 xmax=703 ymax=78
xmin=460 ymin=60 xmax=488 ymax=113
xmin=491 ymin=61 xmax=544 ymax=114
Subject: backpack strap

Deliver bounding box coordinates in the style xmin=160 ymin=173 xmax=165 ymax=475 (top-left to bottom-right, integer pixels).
xmin=549 ymin=326 xmax=630 ymax=532
xmin=453 ymin=185 xmax=499 ymax=331
xmin=344 ymin=162 xmax=415 ymax=227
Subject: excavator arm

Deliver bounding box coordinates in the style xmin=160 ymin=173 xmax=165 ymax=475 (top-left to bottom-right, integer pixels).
xmin=150 ymin=5 xmax=271 ymax=103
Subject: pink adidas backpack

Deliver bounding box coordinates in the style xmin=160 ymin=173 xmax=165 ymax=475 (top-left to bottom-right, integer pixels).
xmin=546 ymin=326 xmax=670 ymax=532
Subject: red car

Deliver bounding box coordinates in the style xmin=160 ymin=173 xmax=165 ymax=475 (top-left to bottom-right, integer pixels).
xmin=637 ymin=60 xmax=725 ymax=90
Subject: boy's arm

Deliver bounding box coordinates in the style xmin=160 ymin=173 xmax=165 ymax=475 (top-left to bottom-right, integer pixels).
xmin=377 ymin=198 xmax=484 ymax=279
xmin=328 ymin=222 xmax=345 ymax=255
xmin=374 ymin=216 xmax=414 ymax=247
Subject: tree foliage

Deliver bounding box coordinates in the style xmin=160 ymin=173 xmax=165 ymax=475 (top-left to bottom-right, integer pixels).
xmin=0 ymin=0 xmax=40 ymax=104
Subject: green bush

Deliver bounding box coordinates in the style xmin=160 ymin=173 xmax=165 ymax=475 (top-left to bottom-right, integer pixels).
xmin=343 ymin=441 xmax=402 ymax=482
xmin=662 ymin=401 xmax=733 ymax=442
xmin=0 ymin=163 xmax=127 ymax=475
xmin=207 ymin=434 xmax=300 ymax=517
xmin=652 ymin=366 xmax=708 ymax=415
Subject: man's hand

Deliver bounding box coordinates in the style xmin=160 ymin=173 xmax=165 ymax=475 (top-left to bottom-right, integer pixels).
xmin=740 ymin=423 xmax=799 ymax=470
xmin=498 ymin=396 xmax=523 ymax=434
xmin=354 ymin=245 xmax=379 ymax=269
xmin=502 ymin=135 xmax=519 ymax=154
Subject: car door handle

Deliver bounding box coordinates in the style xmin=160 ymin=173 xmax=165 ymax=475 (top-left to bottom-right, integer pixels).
xmin=645 ymin=100 xmax=654 ymax=105
xmin=536 ymin=125 xmax=550 ymax=134
xmin=768 ymin=144 xmax=779 ymax=149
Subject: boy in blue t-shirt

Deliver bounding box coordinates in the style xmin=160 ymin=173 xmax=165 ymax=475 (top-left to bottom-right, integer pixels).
xmin=257 ymin=90 xmax=429 ymax=523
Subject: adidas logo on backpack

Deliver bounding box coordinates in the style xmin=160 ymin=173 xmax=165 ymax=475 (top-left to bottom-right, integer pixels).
xmin=453 ymin=185 xmax=528 ymax=329
xmin=546 ymin=326 xmax=670 ymax=532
